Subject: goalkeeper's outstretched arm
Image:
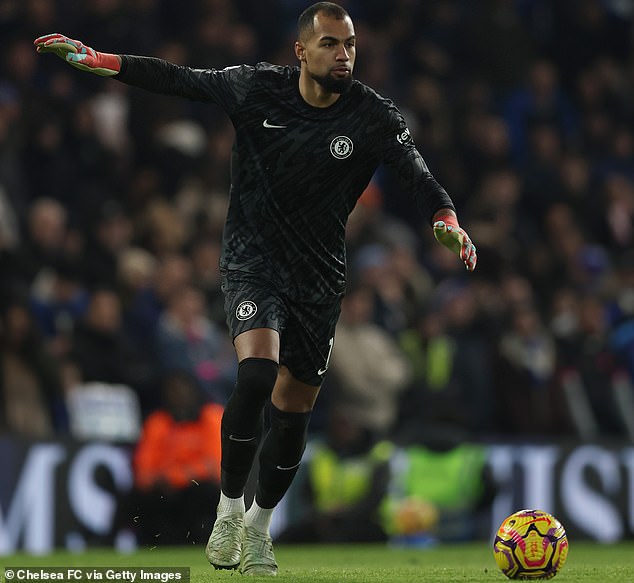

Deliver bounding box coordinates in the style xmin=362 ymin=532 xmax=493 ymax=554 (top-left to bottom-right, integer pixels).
xmin=34 ymin=33 xmax=254 ymax=107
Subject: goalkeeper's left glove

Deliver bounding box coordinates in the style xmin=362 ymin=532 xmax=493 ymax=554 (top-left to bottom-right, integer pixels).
xmin=433 ymin=213 xmax=477 ymax=271
xmin=34 ymin=33 xmax=120 ymax=76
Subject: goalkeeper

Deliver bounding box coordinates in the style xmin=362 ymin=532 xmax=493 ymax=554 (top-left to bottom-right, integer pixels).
xmin=35 ymin=1 xmax=477 ymax=576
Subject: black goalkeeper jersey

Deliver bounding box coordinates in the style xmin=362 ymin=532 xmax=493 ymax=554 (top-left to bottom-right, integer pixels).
xmin=117 ymin=57 xmax=455 ymax=301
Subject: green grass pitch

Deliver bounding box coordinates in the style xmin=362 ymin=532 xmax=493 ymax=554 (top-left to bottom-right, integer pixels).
xmin=3 ymin=542 xmax=634 ymax=582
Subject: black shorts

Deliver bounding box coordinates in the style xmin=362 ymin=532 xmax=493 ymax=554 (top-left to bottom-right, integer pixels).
xmin=222 ymin=276 xmax=341 ymax=386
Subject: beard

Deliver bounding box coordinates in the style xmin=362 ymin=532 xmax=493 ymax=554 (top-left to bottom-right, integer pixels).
xmin=310 ymin=70 xmax=353 ymax=94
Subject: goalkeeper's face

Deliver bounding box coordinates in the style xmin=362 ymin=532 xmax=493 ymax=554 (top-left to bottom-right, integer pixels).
xmin=298 ymin=12 xmax=356 ymax=94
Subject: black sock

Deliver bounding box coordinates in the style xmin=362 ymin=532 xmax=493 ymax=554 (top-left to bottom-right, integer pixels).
xmin=220 ymin=358 xmax=278 ymax=497
xmin=256 ymin=404 xmax=311 ymax=508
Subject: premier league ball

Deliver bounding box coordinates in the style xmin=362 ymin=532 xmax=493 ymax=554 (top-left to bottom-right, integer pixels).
xmin=493 ymin=509 xmax=569 ymax=580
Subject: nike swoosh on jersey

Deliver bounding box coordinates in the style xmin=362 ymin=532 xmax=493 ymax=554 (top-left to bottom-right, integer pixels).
xmin=263 ymin=119 xmax=287 ymax=129
xmin=276 ymin=462 xmax=301 ymax=471
xmin=228 ymin=434 xmax=257 ymax=442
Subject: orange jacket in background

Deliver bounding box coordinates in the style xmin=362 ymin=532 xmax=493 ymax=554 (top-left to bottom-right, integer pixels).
xmin=134 ymin=402 xmax=223 ymax=490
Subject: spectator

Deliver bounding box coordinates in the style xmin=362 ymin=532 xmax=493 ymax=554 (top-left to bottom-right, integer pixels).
xmin=503 ymin=59 xmax=577 ymax=165
xmin=132 ymin=371 xmax=223 ymax=545
xmin=597 ymin=174 xmax=634 ymax=253
xmin=398 ymin=282 xmax=493 ymax=437
xmin=117 ymin=246 xmax=158 ymax=307
xmin=466 ymin=170 xmax=525 ymax=279
xmin=188 ymin=237 xmax=225 ymax=326
xmin=69 ymin=288 xmax=152 ymax=404
xmin=29 ymin=259 xmax=89 ymax=358
xmin=0 ymin=299 xmax=65 ymax=436
xmin=493 ymin=304 xmax=562 ymax=436
xmin=557 ymin=293 xmax=632 ymax=438
xmin=351 ymin=243 xmax=410 ymax=336
xmin=608 ymin=254 xmax=634 ymax=379
xmin=81 ymin=200 xmax=133 ymax=288
xmin=4 ymin=198 xmax=70 ymax=294
xmin=277 ymin=407 xmax=392 ymax=544
xmin=154 ymin=285 xmax=236 ymax=404
xmin=461 ymin=0 xmax=535 ymax=90
xmin=122 ymin=253 xmax=191 ymax=354
xmin=380 ymin=434 xmax=494 ymax=544
xmin=328 ymin=282 xmax=411 ymax=440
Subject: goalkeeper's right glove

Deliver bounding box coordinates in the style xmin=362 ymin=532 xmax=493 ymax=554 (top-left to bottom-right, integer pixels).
xmin=34 ymin=33 xmax=121 ymax=76
xmin=433 ymin=214 xmax=478 ymax=272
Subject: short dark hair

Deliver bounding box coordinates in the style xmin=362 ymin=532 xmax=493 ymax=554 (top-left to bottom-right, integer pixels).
xmin=297 ymin=2 xmax=350 ymax=41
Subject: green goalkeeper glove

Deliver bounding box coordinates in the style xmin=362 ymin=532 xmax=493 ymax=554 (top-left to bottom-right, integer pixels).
xmin=34 ymin=33 xmax=120 ymax=76
xmin=433 ymin=214 xmax=477 ymax=271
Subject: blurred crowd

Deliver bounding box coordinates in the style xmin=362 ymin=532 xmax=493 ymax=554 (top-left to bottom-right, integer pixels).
xmin=0 ymin=0 xmax=634 ymax=451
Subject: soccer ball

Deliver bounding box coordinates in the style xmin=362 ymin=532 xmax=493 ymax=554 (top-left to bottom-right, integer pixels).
xmin=493 ymin=509 xmax=569 ymax=580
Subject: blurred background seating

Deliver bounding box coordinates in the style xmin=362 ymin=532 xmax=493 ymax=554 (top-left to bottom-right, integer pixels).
xmin=0 ymin=0 xmax=633 ymax=499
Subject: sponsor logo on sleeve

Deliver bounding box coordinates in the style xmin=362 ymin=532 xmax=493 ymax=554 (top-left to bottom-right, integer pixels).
xmin=396 ymin=128 xmax=412 ymax=145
